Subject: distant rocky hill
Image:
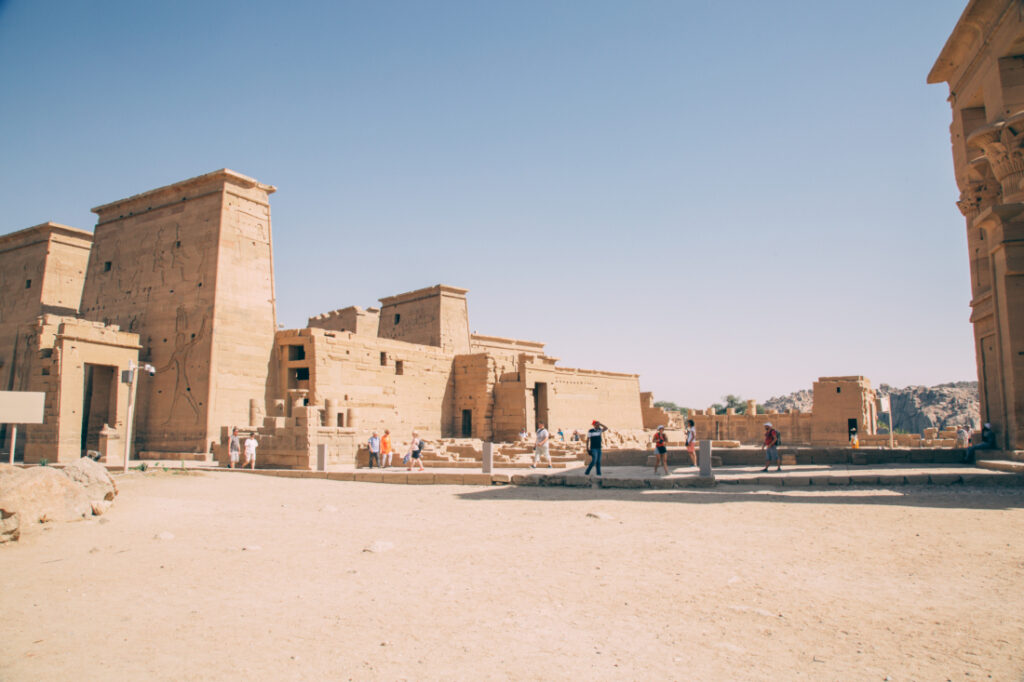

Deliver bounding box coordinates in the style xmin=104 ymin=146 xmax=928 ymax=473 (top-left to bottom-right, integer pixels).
xmin=763 ymin=382 xmax=980 ymax=434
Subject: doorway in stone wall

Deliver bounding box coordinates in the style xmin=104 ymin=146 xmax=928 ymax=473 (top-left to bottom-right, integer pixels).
xmin=847 ymin=418 xmax=858 ymax=440
xmin=533 ymin=383 xmax=549 ymax=429
xmin=81 ymin=364 xmax=116 ymax=453
xmin=461 ymin=410 xmax=472 ymax=437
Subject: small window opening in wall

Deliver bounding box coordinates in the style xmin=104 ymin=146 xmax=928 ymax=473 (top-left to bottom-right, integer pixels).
xmin=287 ymin=345 xmax=305 ymax=361
xmin=39 ymin=348 xmax=53 ymax=358
xmin=836 ymin=387 xmax=841 ymax=393
xmin=303 ymin=398 xmax=309 ymax=406
xmin=395 ymin=360 xmax=404 ymax=375
xmin=25 ymin=279 xmax=31 ymax=289
xmin=338 ymin=413 xmax=346 ymax=427
xmin=41 ymin=368 xmax=50 ymax=376
xmin=394 ymin=313 xmax=401 ymax=325
xmin=380 ymin=352 xmax=387 ymax=366
xmin=104 ymin=261 xmax=112 ymax=272
xmin=175 ymin=241 xmax=181 ymax=248
xmin=296 ymin=367 xmax=310 ymax=381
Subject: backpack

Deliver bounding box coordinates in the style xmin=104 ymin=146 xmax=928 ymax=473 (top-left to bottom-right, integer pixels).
xmin=773 ymin=429 xmax=781 ymax=446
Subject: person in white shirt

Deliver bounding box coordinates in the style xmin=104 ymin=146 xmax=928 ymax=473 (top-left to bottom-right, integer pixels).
xmin=531 ymin=422 xmax=552 ymax=469
xmin=243 ymin=433 xmax=258 ymax=470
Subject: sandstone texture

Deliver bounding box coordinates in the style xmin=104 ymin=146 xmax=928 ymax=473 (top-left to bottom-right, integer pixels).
xmin=0 ymin=466 xmax=91 ymax=527
xmin=61 ymin=456 xmax=118 ymax=514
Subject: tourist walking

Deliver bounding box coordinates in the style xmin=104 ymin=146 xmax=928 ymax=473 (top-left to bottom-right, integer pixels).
xmin=228 ymin=427 xmax=241 ymax=469
xmin=652 ymin=425 xmax=669 ymax=475
xmin=557 ymin=428 xmax=565 ymax=441
xmin=380 ymin=429 xmax=393 ymax=468
xmin=407 ymin=431 xmax=426 ymax=471
xmin=584 ymin=420 xmax=608 ymax=477
xmin=685 ymin=419 xmax=697 ymax=466
xmin=531 ymin=422 xmax=552 ymax=468
xmin=243 ymin=432 xmax=258 ymax=470
xmin=367 ymin=432 xmax=381 ymax=468
xmin=761 ymin=422 xmax=780 ymax=472
xmin=965 ymin=422 xmax=996 ymax=462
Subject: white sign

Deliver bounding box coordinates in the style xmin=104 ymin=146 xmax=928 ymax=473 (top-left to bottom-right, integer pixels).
xmin=0 ymin=391 xmax=46 ymax=424
xmin=877 ymin=396 xmax=890 ymax=412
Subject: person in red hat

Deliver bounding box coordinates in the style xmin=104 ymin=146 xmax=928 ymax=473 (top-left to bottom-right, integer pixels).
xmin=584 ymin=420 xmax=608 ymax=477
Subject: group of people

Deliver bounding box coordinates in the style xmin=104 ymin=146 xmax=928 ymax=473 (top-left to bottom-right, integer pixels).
xmin=227 ymin=428 xmax=259 ymax=469
xmin=366 ymin=430 xmax=427 ymax=471
xmin=650 ymin=420 xmax=699 ymax=475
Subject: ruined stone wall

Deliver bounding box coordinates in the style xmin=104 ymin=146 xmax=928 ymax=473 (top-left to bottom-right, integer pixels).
xmin=276 ymin=327 xmax=457 ymax=442
xmin=522 ymin=360 xmax=643 ymax=436
xmin=640 ymin=392 xmax=683 ymax=429
xmin=80 ymin=170 xmax=277 ymax=454
xmin=377 ymin=285 xmax=470 ymax=353
xmin=686 ymin=409 xmax=813 ymax=445
xmin=307 ymin=306 xmax=380 ymax=337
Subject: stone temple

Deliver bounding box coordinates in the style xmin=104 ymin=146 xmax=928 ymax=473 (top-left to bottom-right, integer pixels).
xmin=929 ymin=0 xmax=1024 ymax=453
xmin=0 ymin=169 xmax=647 ymax=467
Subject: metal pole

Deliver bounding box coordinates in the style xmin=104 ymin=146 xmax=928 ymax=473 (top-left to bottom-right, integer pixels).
xmin=9 ymin=425 xmax=16 ymax=465
xmin=122 ymin=363 xmax=138 ymax=474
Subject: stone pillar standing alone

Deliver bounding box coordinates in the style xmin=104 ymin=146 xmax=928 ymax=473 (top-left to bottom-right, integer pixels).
xmin=699 ymin=440 xmax=713 ymax=478
xmin=482 ymin=442 xmax=493 ymax=474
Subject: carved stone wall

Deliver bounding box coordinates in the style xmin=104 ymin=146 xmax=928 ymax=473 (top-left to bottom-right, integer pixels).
xmin=80 ymin=170 xmax=277 ymax=454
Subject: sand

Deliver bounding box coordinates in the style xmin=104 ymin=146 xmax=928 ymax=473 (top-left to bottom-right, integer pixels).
xmin=1 ymin=471 xmax=1023 ymax=681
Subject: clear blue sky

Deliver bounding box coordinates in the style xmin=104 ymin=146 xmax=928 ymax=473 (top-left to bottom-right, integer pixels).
xmin=0 ymin=0 xmax=972 ymax=407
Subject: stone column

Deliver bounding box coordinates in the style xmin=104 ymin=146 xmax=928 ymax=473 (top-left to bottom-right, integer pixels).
xmin=482 ymin=442 xmax=493 ymax=474
xmin=698 ymin=439 xmax=713 ymax=478
xmin=324 ymin=399 xmax=338 ymax=427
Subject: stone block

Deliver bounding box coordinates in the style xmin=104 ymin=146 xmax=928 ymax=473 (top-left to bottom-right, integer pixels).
xmin=807 ymin=475 xmax=832 ymax=486
xmin=600 ymin=477 xmax=643 ymax=488
xmin=433 ymin=473 xmax=465 ymax=485
xmin=462 ymin=473 xmax=493 ymax=486
xmin=782 ymin=476 xmax=811 ymax=486
xmin=510 ymin=474 xmax=538 ymax=486
xmin=540 ymin=475 xmax=565 ymax=486
xmin=491 ymin=473 xmax=511 ymax=484
xmin=877 ymin=474 xmax=906 ymax=485
xmin=754 ymin=476 xmax=784 ymax=486
xmin=928 ymin=473 xmax=961 ymax=485
xmin=406 ymin=473 xmax=435 ymax=484
xmin=327 ymin=472 xmax=354 ymax=481
xmin=381 ymin=473 xmax=408 ymax=484
xmin=564 ymin=476 xmax=593 ymax=487
xmin=354 ymin=472 xmax=383 ymax=483
xmin=648 ymin=477 xmax=675 ymax=489
xmin=903 ymin=473 xmax=930 ymax=485
xmin=848 ymin=474 xmax=880 ymax=485
xmin=826 ymin=476 xmax=851 ymax=486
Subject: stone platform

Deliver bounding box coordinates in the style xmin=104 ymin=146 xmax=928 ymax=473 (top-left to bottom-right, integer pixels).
xmin=199 ymin=462 xmax=1024 ymax=489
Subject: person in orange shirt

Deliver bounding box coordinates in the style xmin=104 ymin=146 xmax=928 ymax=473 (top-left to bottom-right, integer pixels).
xmin=380 ymin=429 xmax=393 ymax=468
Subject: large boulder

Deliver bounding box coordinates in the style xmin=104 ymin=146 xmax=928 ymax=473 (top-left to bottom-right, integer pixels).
xmin=62 ymin=457 xmax=117 ymax=515
xmin=0 ymin=466 xmax=91 ymax=527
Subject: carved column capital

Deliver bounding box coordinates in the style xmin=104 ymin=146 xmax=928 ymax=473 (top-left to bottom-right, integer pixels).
xmin=968 ymin=111 xmax=1024 ymax=198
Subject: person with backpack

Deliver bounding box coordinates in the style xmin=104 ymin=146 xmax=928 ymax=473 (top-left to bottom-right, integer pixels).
xmin=406 ymin=431 xmax=426 ymax=472
xmin=761 ymin=422 xmax=780 ymax=472
xmin=652 ymin=425 xmax=669 ymax=475
xmin=685 ymin=419 xmax=697 ymax=466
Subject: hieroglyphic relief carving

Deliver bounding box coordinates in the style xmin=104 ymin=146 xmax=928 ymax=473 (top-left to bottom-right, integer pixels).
xmin=155 ymin=304 xmax=209 ymax=423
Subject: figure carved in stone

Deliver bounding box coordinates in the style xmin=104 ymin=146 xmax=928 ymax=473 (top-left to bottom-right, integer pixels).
xmin=155 ymin=306 xmax=208 ymax=423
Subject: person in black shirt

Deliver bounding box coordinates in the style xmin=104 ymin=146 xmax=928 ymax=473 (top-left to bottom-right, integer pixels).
xmin=585 ymin=420 xmax=608 ymax=476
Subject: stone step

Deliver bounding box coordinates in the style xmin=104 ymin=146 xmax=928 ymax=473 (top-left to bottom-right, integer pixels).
xmin=977 ymin=459 xmax=1024 ymax=474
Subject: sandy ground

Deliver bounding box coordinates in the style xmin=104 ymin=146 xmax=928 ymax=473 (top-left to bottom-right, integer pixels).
xmin=1 ymin=471 xmax=1023 ymax=681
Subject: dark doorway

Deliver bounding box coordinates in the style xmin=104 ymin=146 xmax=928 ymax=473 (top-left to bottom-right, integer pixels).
xmin=82 ymin=364 xmax=116 ymax=453
xmin=461 ymin=409 xmax=472 ymax=437
xmin=532 ymin=383 xmax=549 ymax=430
xmin=847 ymin=418 xmax=858 ymax=440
